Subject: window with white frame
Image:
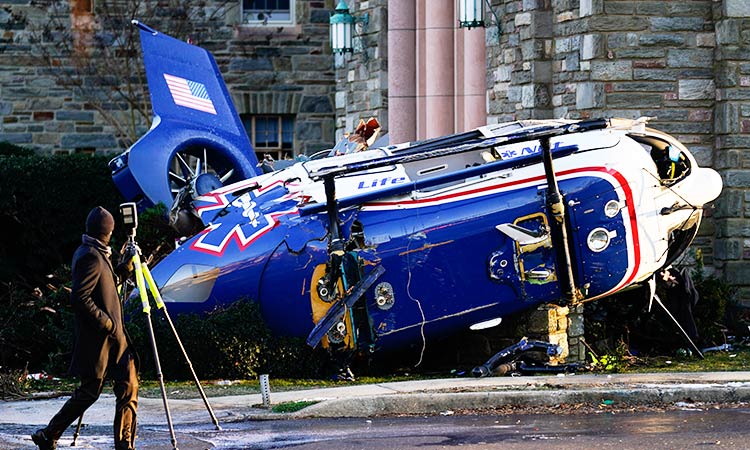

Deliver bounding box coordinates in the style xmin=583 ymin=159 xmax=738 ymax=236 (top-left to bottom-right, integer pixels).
xmin=242 ymin=0 xmax=294 ymax=25
xmin=242 ymin=114 xmax=295 ymax=161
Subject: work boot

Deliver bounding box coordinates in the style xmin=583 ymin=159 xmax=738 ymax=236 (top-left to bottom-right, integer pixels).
xmin=31 ymin=429 xmax=56 ymax=450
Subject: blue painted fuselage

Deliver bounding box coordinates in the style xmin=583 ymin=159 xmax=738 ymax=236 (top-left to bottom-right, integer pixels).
xmin=149 ymin=148 xmax=639 ymax=354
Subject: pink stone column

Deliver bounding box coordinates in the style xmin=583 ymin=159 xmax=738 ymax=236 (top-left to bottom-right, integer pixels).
xmin=460 ymin=26 xmax=487 ymax=131
xmin=416 ymin=0 xmax=426 ymax=140
xmin=388 ymin=0 xmax=417 ymax=144
xmin=423 ymin=0 xmax=455 ymax=139
xmin=454 ymin=29 xmax=466 ymax=132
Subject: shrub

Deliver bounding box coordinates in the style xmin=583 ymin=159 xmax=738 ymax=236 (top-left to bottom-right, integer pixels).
xmin=125 ymin=299 xmax=330 ymax=381
xmin=0 ymin=147 xmax=178 ymax=374
xmin=0 ymin=269 xmax=74 ymax=373
xmin=0 ymin=141 xmax=34 ymax=157
xmin=584 ymin=253 xmax=741 ymax=356
xmin=0 ymin=368 xmax=30 ymax=400
xmin=0 ymin=151 xmax=123 ymax=282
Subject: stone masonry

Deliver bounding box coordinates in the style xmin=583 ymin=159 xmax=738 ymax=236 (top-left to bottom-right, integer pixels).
xmin=331 ymin=0 xmax=389 ymax=141
xmin=483 ymin=0 xmax=748 ymax=305
xmin=714 ymin=2 xmax=750 ymax=303
xmin=0 ymin=0 xmax=337 ymax=155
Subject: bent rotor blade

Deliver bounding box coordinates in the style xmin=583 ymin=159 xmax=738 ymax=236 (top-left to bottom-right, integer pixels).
xmin=169 ymin=171 xmax=187 ymax=195
xmin=169 ymin=171 xmax=187 ymax=185
xmin=194 ymin=157 xmax=202 ymax=177
xmin=306 ymin=265 xmax=386 ymax=348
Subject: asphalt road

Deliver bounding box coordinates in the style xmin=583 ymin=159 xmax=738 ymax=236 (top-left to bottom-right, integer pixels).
xmin=3 ymin=405 xmax=749 ymax=449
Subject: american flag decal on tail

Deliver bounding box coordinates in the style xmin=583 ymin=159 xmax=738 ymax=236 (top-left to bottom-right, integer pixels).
xmin=163 ymin=73 xmax=217 ymax=115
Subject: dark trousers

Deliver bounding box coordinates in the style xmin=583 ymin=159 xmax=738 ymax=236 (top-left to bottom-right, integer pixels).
xmin=44 ymin=349 xmax=138 ymax=450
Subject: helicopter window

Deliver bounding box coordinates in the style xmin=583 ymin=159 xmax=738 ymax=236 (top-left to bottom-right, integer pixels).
xmin=160 ymin=264 xmax=220 ymax=304
xmin=630 ymin=135 xmax=691 ymax=185
xmin=403 ymin=150 xmax=487 ymax=180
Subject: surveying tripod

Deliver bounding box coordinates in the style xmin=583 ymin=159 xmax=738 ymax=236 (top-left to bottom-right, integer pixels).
xmin=71 ymin=203 xmax=220 ymax=449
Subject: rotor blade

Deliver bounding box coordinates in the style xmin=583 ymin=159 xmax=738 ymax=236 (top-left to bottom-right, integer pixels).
xmin=194 ymin=157 xmax=202 ymax=176
xmin=176 ymin=152 xmax=194 ymax=179
xmin=219 ymin=169 xmax=235 ymax=183
xmin=306 ymin=265 xmax=386 ymax=348
xmin=203 ymin=148 xmax=208 ymax=174
xmin=308 ymin=118 xmax=608 ymax=180
xmin=169 ymin=170 xmax=186 ymax=185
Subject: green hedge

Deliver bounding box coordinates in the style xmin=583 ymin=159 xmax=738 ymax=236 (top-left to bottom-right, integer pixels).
xmin=0 ymin=145 xmax=123 ymax=282
xmin=125 ymin=300 xmax=330 ymax=381
xmin=0 ymin=143 xmax=328 ymax=380
xmin=0 ymin=143 xmax=122 ymax=372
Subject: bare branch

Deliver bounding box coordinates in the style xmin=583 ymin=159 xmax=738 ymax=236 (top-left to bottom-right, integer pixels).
xmin=25 ymin=0 xmax=229 ymax=149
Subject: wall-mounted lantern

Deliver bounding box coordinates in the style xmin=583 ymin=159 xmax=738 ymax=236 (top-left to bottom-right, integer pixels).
xmin=329 ymin=0 xmax=369 ymax=54
xmin=458 ymin=0 xmax=501 ymax=39
xmin=458 ymin=0 xmax=485 ymax=28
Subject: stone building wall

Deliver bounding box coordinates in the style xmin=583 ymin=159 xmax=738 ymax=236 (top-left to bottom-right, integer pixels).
xmin=484 ymin=0 xmax=750 ymax=304
xmin=0 ymin=0 xmax=338 ymax=156
xmin=220 ymin=0 xmax=338 ymax=155
xmin=331 ymin=0 xmax=389 ymax=141
xmin=0 ymin=2 xmax=123 ymax=153
xmin=713 ymin=2 xmax=750 ymax=303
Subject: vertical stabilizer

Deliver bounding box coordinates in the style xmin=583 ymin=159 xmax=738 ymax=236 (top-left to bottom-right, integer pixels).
xmin=112 ymin=21 xmax=259 ymax=209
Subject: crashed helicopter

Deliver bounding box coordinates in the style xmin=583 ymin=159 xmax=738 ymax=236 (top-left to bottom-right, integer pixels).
xmin=109 ymin=22 xmax=723 ymax=366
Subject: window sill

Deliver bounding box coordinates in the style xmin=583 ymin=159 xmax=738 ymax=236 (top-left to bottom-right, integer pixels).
xmin=235 ymin=23 xmax=302 ymax=38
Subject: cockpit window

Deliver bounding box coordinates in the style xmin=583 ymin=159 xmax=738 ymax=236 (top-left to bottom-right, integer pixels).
xmin=630 ymin=135 xmax=691 ymax=185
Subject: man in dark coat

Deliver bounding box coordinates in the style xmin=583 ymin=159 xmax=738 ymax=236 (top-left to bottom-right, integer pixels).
xmin=32 ymin=206 xmax=138 ymax=450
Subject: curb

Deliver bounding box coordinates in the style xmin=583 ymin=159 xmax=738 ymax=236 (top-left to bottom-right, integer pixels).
xmin=290 ymin=384 xmax=750 ymax=418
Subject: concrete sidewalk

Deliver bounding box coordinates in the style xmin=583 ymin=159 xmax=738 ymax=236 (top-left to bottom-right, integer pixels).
xmin=3 ymin=371 xmax=750 ymax=427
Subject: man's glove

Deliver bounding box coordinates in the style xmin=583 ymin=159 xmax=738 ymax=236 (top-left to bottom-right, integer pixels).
xmin=116 ymin=259 xmax=134 ymax=278
xmin=116 ymin=243 xmax=138 ymax=278
xmin=104 ymin=317 xmax=115 ymax=335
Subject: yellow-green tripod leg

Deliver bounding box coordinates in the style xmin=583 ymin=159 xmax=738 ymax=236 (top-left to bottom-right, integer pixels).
xmin=140 ymin=260 xmax=221 ymax=431
xmin=132 ymin=253 xmax=179 ymax=450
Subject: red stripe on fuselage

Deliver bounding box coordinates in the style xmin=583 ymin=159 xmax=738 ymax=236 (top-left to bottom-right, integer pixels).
xmin=187 ymin=166 xmax=642 ymax=293
xmin=365 ymin=166 xmax=641 ymax=292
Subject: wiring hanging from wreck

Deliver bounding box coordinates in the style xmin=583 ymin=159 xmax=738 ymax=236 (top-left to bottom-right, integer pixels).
xmin=405 ymin=238 xmax=427 ymax=367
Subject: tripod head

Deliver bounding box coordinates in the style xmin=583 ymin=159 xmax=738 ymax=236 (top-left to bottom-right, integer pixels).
xmin=119 ymin=202 xmax=138 ymax=242
xmin=119 ymin=202 xmax=141 ymax=262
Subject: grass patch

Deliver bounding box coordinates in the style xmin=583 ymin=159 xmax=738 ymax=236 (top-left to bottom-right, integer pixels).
xmin=137 ymin=374 xmax=422 ymax=399
xmin=271 ymin=400 xmax=320 ymax=413
xmin=627 ymin=347 xmax=750 ymax=373
xmin=10 ymin=349 xmax=750 ymax=400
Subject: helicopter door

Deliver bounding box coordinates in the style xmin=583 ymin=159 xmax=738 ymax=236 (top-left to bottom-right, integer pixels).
xmin=495 ymin=212 xmax=561 ymax=302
